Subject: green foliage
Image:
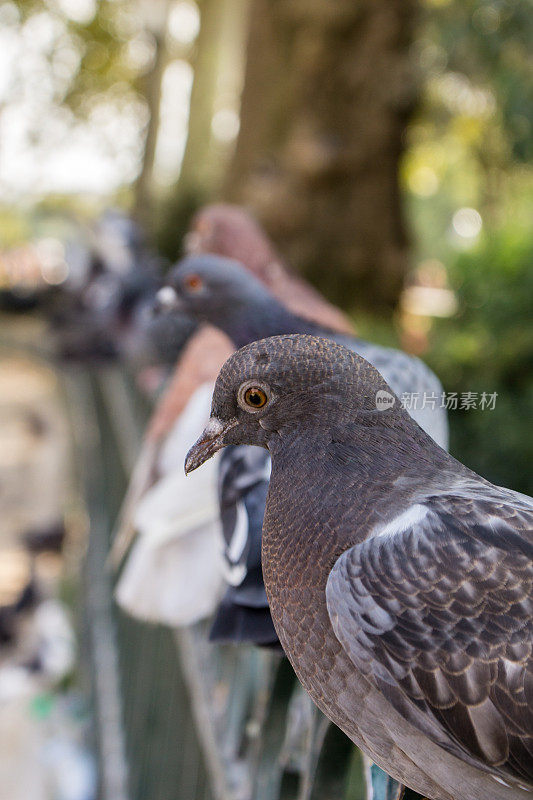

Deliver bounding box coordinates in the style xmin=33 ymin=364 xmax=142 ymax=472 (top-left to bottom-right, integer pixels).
xmin=400 ymin=0 xmax=533 ymax=495
xmin=404 ymin=0 xmax=533 ymax=263
xmin=420 ymin=0 xmax=533 ymax=164
xmin=14 ymin=0 xmax=147 ymax=113
xmin=426 ymin=226 xmax=533 ymax=494
xmin=0 ymin=207 xmax=32 ymax=246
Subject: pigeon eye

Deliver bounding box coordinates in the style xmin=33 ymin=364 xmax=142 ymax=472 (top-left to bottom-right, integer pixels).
xmin=244 ymin=387 xmax=268 ymax=408
xmin=237 ymin=382 xmax=270 ymax=412
xmin=184 ymin=274 xmax=203 ymax=292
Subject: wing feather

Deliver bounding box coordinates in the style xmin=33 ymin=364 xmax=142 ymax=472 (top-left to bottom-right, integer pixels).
xmin=326 ymin=493 xmax=533 ymax=786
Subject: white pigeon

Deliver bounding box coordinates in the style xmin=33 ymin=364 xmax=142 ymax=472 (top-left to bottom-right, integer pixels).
xmin=114 ymin=383 xmax=225 ymax=625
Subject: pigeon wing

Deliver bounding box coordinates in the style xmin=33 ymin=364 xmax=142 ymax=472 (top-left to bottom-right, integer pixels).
xmin=209 ymin=444 xmax=279 ymax=647
xmin=325 ymin=494 xmax=533 ymax=787
xmin=218 ymin=444 xmax=271 ymax=602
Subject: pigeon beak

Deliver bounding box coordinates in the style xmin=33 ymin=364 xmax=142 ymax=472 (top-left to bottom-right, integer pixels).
xmin=184 ymin=417 xmax=236 ymax=474
xmin=153 ymin=286 xmax=185 ymax=315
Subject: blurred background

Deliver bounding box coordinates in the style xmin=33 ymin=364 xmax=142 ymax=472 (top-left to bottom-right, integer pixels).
xmin=0 ymin=1 xmax=531 ymax=799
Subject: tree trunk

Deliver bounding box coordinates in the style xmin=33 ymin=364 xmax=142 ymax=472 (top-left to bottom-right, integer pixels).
xmin=224 ymin=0 xmax=417 ymax=312
xmin=156 ymin=0 xmax=249 ymax=259
xmin=178 ymin=0 xmax=249 ymax=197
xmin=132 ymin=2 xmax=172 ymax=229
xmin=177 ymin=0 xmax=225 ymax=197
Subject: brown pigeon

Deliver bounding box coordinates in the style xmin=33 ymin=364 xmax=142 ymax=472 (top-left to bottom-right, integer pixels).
xmin=186 ymin=204 xmax=354 ymax=334
xmin=185 ymin=334 xmax=533 ymax=800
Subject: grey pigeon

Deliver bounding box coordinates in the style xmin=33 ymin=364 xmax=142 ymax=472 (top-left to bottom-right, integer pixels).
xmin=158 ymin=254 xmax=448 ymax=449
xmin=185 ymin=334 xmax=533 ymax=800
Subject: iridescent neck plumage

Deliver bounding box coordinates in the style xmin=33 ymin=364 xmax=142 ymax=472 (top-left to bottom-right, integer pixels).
xmin=211 ymin=299 xmax=328 ymax=349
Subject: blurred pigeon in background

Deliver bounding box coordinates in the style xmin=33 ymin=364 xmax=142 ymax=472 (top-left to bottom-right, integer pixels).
xmin=185 ymin=204 xmax=354 ymax=334
xmin=49 ymin=209 xmax=196 ymax=367
xmin=109 ymin=325 xmax=233 ymax=572
xmin=118 ymin=204 xmax=359 ymax=643
xmin=160 ymin=254 xmax=448 ymax=449
xmin=114 ymin=381 xmax=225 ymax=625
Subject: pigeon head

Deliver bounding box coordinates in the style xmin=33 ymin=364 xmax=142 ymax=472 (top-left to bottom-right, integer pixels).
xmin=156 ymin=254 xmax=276 ymax=328
xmin=185 ymin=334 xmax=400 ymax=474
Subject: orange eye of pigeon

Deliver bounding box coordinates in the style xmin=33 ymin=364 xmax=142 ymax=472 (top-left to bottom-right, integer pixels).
xmin=184 ymin=274 xmax=203 ymax=292
xmin=243 ymin=387 xmax=268 ymax=408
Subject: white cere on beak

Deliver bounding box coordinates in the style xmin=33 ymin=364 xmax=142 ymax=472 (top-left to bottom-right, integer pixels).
xmin=204 ymin=417 xmax=224 ymax=437
xmin=156 ymin=286 xmax=178 ymax=308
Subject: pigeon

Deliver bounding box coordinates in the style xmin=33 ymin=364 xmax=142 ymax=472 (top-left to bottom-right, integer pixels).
xmin=49 ymin=209 xmax=195 ymax=366
xmin=114 ymin=381 xmax=225 ymax=626
xmin=176 ymin=239 xmax=433 ymax=795
xmin=159 ymin=254 xmax=448 ymax=449
xmin=185 ymin=204 xmax=354 ymax=334
xmin=108 ymin=327 xmax=232 ymax=576
xmin=185 ymin=334 xmax=533 ymax=800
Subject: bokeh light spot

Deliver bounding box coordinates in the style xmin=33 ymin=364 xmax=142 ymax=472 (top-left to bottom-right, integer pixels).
xmin=211 ymin=109 xmax=240 ymax=143
xmin=168 ymin=1 xmax=200 ymax=45
xmin=452 ymin=208 xmax=482 ymax=239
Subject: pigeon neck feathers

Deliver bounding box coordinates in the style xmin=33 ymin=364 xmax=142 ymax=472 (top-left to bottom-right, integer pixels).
xmin=215 ymin=296 xmax=331 ymax=350
xmin=265 ymin=410 xmax=451 ymax=543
